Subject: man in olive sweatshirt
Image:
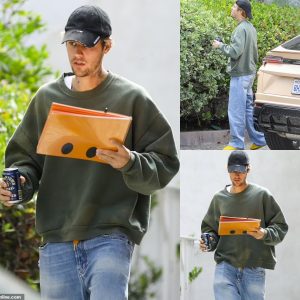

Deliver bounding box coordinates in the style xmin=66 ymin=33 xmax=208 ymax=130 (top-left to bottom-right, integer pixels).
xmin=0 ymin=5 xmax=179 ymax=300
xmin=201 ymin=151 xmax=288 ymax=300
xmin=212 ymin=0 xmax=266 ymax=150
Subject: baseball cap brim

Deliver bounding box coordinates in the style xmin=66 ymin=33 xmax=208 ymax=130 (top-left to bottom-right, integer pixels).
xmin=228 ymin=165 xmax=247 ymax=173
xmin=62 ymin=29 xmax=100 ymax=48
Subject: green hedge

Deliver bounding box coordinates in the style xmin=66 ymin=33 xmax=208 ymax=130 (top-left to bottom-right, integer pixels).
xmin=181 ymin=0 xmax=300 ymax=130
xmin=0 ymin=0 xmax=53 ymax=290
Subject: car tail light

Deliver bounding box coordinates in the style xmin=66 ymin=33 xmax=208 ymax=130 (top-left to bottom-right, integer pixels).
xmin=263 ymin=55 xmax=283 ymax=64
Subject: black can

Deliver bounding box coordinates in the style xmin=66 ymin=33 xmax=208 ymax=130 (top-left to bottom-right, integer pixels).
xmin=2 ymin=168 xmax=23 ymax=203
xmin=201 ymin=233 xmax=212 ymax=251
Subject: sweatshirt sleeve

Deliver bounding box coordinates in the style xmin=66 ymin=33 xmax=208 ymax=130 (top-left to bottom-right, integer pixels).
xmin=219 ymin=27 xmax=246 ymax=59
xmin=5 ymin=100 xmax=44 ymax=203
xmin=119 ymin=111 xmax=179 ymax=195
xmin=201 ymin=197 xmax=220 ymax=251
xmin=262 ymin=193 xmax=288 ymax=246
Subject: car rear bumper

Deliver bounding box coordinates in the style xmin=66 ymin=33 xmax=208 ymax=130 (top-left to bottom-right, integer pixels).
xmin=254 ymin=104 xmax=300 ymax=135
xmin=255 ymin=93 xmax=300 ymax=107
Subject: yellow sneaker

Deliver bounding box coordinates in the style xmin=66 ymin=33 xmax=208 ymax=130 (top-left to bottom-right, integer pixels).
xmin=250 ymin=143 xmax=266 ymax=150
xmin=223 ymin=145 xmax=239 ymax=150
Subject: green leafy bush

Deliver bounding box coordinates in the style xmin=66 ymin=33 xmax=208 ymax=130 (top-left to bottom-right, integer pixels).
xmin=0 ymin=0 xmax=52 ymax=90
xmin=0 ymin=0 xmax=53 ymax=164
xmin=188 ymin=266 xmax=202 ymax=283
xmin=0 ymin=0 xmax=53 ymax=290
xmin=180 ymin=0 xmax=232 ymax=130
xmin=181 ymin=0 xmax=300 ymax=130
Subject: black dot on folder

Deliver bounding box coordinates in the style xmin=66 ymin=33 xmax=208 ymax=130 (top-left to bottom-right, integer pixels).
xmin=86 ymin=147 xmax=97 ymax=158
xmin=61 ymin=143 xmax=73 ymax=154
xmin=242 ymin=231 xmax=247 ymax=234
xmin=230 ymin=230 xmax=235 ymax=235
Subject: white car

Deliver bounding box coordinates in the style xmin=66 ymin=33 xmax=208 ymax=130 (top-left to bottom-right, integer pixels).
xmin=254 ymin=35 xmax=300 ymax=149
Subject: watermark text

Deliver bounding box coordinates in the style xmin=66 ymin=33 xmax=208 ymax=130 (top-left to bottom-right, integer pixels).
xmin=0 ymin=295 xmax=24 ymax=300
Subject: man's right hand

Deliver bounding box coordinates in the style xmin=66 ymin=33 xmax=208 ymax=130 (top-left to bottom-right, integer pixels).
xmin=200 ymin=238 xmax=208 ymax=252
xmin=0 ymin=176 xmax=26 ymax=207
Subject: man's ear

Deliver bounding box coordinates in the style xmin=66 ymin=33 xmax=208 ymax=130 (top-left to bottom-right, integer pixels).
xmin=103 ymin=38 xmax=112 ymax=54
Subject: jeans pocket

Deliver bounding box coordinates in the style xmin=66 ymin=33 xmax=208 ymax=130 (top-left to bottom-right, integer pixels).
xmin=247 ymin=267 xmax=266 ymax=278
xmin=102 ymin=233 xmax=134 ymax=248
xmin=254 ymin=267 xmax=265 ymax=275
xmin=39 ymin=242 xmax=49 ymax=251
xmin=242 ymin=74 xmax=255 ymax=90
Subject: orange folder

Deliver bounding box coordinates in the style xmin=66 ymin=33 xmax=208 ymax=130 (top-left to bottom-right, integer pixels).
xmin=37 ymin=102 xmax=132 ymax=163
xmin=218 ymin=216 xmax=261 ymax=236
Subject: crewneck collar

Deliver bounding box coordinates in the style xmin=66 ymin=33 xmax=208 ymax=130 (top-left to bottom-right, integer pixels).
xmin=224 ymin=183 xmax=253 ymax=196
xmin=238 ymin=19 xmax=248 ymax=25
xmin=58 ymin=71 xmax=114 ymax=100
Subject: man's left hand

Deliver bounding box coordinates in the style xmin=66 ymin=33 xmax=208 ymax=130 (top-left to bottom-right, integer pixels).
xmin=212 ymin=40 xmax=221 ymax=49
xmin=96 ymin=139 xmax=131 ymax=169
xmin=247 ymin=227 xmax=266 ymax=240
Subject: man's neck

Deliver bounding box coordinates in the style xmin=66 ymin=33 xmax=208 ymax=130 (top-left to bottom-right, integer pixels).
xmin=236 ymin=16 xmax=247 ymax=23
xmin=230 ymin=182 xmax=248 ymax=194
xmin=72 ymin=69 xmax=108 ymax=92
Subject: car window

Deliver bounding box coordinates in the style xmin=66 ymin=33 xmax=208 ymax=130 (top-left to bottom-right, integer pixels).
xmin=282 ymin=35 xmax=300 ymax=51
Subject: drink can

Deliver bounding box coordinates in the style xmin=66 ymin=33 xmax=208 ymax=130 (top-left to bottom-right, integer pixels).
xmin=2 ymin=168 xmax=23 ymax=203
xmin=201 ymin=233 xmax=212 ymax=251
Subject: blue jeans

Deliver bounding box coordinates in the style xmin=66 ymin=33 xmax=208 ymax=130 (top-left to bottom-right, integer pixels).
xmin=214 ymin=261 xmax=266 ymax=300
xmin=39 ymin=233 xmax=134 ymax=300
xmin=228 ymin=75 xmax=266 ymax=149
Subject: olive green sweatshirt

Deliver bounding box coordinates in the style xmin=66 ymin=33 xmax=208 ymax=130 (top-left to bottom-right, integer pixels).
xmin=219 ymin=20 xmax=258 ymax=77
xmin=5 ymin=72 xmax=179 ymax=244
xmin=201 ymin=183 xmax=288 ymax=270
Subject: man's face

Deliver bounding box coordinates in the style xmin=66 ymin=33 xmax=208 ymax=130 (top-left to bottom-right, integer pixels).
xmin=229 ymin=170 xmax=248 ymax=187
xmin=231 ymin=3 xmax=241 ymax=19
xmin=66 ymin=40 xmax=110 ymax=77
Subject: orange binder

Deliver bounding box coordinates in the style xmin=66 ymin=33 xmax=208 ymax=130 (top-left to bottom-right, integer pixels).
xmin=218 ymin=216 xmax=261 ymax=236
xmin=37 ymin=102 xmax=132 ymax=163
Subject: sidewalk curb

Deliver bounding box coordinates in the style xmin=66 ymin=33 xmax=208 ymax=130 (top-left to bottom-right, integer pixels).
xmin=180 ymin=130 xmax=230 ymax=147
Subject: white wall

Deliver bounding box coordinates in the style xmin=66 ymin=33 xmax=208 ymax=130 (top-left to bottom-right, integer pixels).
xmin=133 ymin=187 xmax=180 ymax=300
xmin=181 ymin=150 xmax=300 ymax=300
xmin=0 ymin=267 xmax=40 ymax=299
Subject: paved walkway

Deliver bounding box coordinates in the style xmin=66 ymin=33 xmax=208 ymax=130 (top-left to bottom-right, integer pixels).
xmin=181 ymin=130 xmax=269 ymax=150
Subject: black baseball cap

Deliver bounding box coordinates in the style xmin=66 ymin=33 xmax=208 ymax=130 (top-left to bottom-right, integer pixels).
xmin=62 ymin=5 xmax=112 ymax=48
xmin=227 ymin=151 xmax=249 ymax=173
xmin=236 ymin=0 xmax=253 ymax=19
